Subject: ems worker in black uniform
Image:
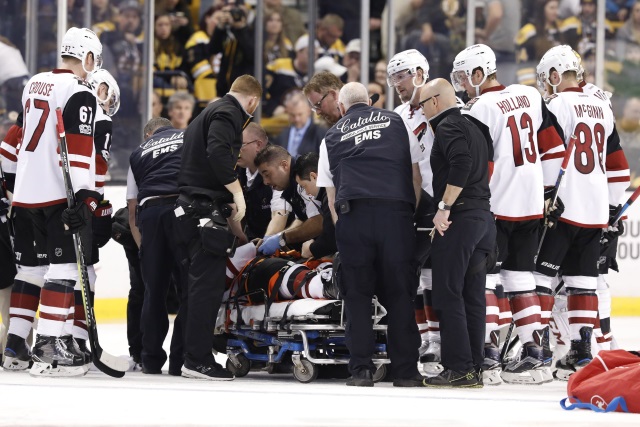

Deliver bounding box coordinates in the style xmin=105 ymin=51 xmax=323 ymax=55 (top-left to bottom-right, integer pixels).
xmin=317 ymin=82 xmax=426 ymax=387
xmin=237 ymin=123 xmax=289 ymax=242
xmin=419 ymin=79 xmax=496 ymax=388
xmin=293 ymin=152 xmax=337 ymax=259
xmin=254 ymin=145 xmax=323 ymax=255
xmin=175 ymin=75 xmax=261 ymax=380
xmin=126 ymin=117 xmax=185 ymax=375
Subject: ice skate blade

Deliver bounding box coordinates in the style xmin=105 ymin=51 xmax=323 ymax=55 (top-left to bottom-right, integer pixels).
xmin=501 ymin=368 xmax=552 ymax=385
xmin=2 ymin=356 xmax=31 ymax=371
xmin=423 ymin=362 xmax=443 ymax=377
xmin=29 ymin=362 xmax=86 ymax=377
xmin=482 ymin=368 xmax=503 ymax=385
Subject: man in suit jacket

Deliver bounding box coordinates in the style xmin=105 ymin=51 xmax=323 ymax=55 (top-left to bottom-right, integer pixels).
xmin=274 ymin=91 xmax=326 ymax=157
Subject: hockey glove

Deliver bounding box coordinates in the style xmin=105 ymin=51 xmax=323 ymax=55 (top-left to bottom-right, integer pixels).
xmin=544 ymin=188 xmax=565 ymax=229
xmin=0 ymin=197 xmax=9 ymax=221
xmin=601 ymin=204 xmax=625 ymax=246
xmin=258 ymin=233 xmax=281 ymax=256
xmin=93 ymin=200 xmax=113 ymax=248
xmin=61 ymin=190 xmax=100 ymax=234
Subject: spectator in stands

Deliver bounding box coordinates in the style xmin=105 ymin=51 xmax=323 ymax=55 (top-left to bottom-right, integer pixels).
xmin=265 ymin=0 xmax=306 ymax=44
xmin=575 ymin=0 xmax=616 ymax=60
xmin=210 ymin=2 xmax=255 ymax=96
xmin=342 ymin=39 xmax=361 ymax=83
xmin=314 ymin=57 xmax=347 ymax=80
xmin=316 ymin=14 xmax=346 ymax=63
xmin=367 ymin=81 xmax=386 ymax=108
xmin=154 ymin=13 xmax=189 ymax=93
xmin=515 ymin=0 xmax=579 ymax=85
xmin=184 ymin=6 xmax=223 ymax=112
xmin=401 ymin=23 xmax=452 ymax=80
xmin=616 ymin=1 xmax=640 ymax=61
xmin=607 ymin=0 xmax=637 ymax=22
xmin=92 ymin=0 xmax=119 ymax=31
xmin=274 ymin=91 xmax=326 ymax=157
xmin=167 ymin=92 xmax=195 ymax=130
xmin=152 ymin=91 xmax=165 ymax=118
xmin=0 ymin=36 xmax=29 ymax=114
xmin=618 ymin=97 xmax=640 ymax=186
xmin=264 ymin=9 xmax=293 ymax=64
xmin=263 ymin=35 xmax=320 ymax=117
xmin=374 ymin=59 xmax=388 ymax=88
xmin=158 ymin=0 xmax=194 ymax=46
xmin=475 ymin=0 xmax=521 ymax=85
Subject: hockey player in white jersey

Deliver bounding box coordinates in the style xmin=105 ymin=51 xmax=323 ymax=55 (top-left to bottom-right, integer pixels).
xmin=535 ymin=45 xmax=630 ymax=380
xmin=451 ymin=44 xmax=567 ymax=384
xmin=10 ymin=27 xmax=103 ymax=377
xmin=68 ymin=69 xmax=119 ymax=367
xmin=386 ymin=49 xmax=442 ymax=374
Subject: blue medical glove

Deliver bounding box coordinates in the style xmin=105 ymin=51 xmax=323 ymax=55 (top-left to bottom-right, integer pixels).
xmin=258 ymin=233 xmax=281 ymax=255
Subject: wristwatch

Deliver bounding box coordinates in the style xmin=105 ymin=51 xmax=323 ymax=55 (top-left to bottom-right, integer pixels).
xmin=279 ymin=232 xmax=287 ymax=248
xmin=438 ymin=201 xmax=452 ymax=211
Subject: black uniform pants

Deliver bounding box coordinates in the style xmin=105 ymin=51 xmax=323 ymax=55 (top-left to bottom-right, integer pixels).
xmin=138 ymin=203 xmax=186 ymax=371
xmin=431 ymin=209 xmax=496 ymax=373
xmin=175 ymin=215 xmax=227 ymax=366
xmin=122 ymin=242 xmax=144 ymax=361
xmin=336 ymin=199 xmax=420 ymax=380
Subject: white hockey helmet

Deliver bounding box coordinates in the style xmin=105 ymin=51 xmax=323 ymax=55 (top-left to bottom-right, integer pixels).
xmin=450 ymin=44 xmax=497 ymax=94
xmin=386 ymin=49 xmax=429 ymax=87
xmin=572 ymin=49 xmax=585 ymax=82
xmin=88 ymin=69 xmax=121 ymax=116
xmin=536 ymin=45 xmax=580 ymax=93
xmin=60 ymin=27 xmax=103 ymax=73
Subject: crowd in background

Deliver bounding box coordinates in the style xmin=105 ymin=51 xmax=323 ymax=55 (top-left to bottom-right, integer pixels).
xmin=0 ymin=0 xmax=639 ymax=185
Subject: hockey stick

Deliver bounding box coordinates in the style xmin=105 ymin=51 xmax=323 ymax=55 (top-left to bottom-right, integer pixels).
xmin=535 ymin=134 xmax=577 ymax=263
xmin=609 ymin=186 xmax=640 ymax=226
xmin=55 ymin=108 xmax=127 ymax=378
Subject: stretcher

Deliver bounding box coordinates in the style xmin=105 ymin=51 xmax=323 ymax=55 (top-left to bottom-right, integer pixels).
xmin=216 ymin=288 xmax=390 ymax=383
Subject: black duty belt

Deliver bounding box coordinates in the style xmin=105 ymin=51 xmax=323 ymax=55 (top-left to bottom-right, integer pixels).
xmin=141 ymin=196 xmax=179 ymax=209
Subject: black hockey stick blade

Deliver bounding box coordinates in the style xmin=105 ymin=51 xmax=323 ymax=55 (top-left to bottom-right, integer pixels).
xmin=56 ymin=108 xmax=127 ymax=378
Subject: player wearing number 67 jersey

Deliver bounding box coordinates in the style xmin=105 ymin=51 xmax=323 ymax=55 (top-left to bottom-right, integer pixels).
xmin=535 ymin=45 xmax=630 ymax=381
xmin=8 ymin=27 xmax=103 ymax=377
xmin=451 ymin=44 xmax=566 ymax=385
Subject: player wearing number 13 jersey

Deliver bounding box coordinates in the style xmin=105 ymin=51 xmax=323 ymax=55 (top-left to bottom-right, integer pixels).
xmin=534 ymin=45 xmax=629 ymax=380
xmin=451 ymin=44 xmax=566 ymax=384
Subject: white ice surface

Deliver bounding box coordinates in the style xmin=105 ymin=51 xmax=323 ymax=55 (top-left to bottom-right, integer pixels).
xmin=2 ymin=318 xmax=639 ymax=427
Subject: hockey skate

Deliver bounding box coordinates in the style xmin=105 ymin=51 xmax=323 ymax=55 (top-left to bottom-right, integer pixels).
xmin=554 ymin=326 xmax=592 ymax=381
xmin=419 ymin=340 xmax=443 ymax=376
xmin=2 ymin=333 xmax=32 ymax=371
xmin=481 ymin=331 xmax=502 ymax=385
xmin=501 ymin=329 xmax=552 ymax=385
xmin=61 ymin=335 xmax=91 ymax=373
xmin=30 ymin=335 xmax=86 ymax=377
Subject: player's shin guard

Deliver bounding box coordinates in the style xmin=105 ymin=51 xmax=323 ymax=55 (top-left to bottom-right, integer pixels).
xmin=485 ymin=290 xmax=500 ymax=345
xmin=7 ymin=278 xmax=44 ymax=340
xmin=509 ymin=292 xmax=542 ymax=346
xmin=483 ymin=288 xmax=502 ymax=385
xmin=495 ymin=285 xmax=512 ymax=331
xmin=421 ymin=288 xmax=442 ymax=375
xmin=36 ymin=280 xmax=74 ymax=339
xmin=595 ymin=276 xmax=613 ymax=350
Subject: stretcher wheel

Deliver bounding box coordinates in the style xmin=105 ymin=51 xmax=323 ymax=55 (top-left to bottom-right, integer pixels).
xmin=292 ymin=359 xmax=318 ymax=383
xmin=373 ymin=364 xmax=387 ymax=383
xmin=226 ymin=354 xmax=251 ymax=377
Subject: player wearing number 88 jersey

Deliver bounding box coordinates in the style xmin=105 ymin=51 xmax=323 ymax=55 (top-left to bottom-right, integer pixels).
xmin=452 ymin=44 xmax=566 ymax=384
xmin=534 ymin=45 xmax=630 ymax=380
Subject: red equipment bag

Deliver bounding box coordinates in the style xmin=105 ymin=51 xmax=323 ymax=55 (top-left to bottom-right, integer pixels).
xmin=560 ymin=350 xmax=640 ymax=413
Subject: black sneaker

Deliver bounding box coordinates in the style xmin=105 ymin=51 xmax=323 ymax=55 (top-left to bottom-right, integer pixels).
xmin=423 ymin=368 xmax=483 ymax=388
xmin=346 ymin=370 xmax=373 ymax=387
xmin=393 ymin=374 xmax=426 ymax=387
xmin=3 ymin=333 xmax=32 ymax=371
xmin=181 ymin=360 xmax=234 ymax=381
xmin=142 ymin=365 xmax=162 ymax=374
xmin=168 ymin=363 xmax=183 ymax=376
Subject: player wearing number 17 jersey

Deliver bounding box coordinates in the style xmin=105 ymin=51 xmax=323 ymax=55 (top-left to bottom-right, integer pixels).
xmin=451 ymin=44 xmax=566 ymax=384
xmin=535 ymin=45 xmax=629 ymax=380
xmin=10 ymin=27 xmax=103 ymax=377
